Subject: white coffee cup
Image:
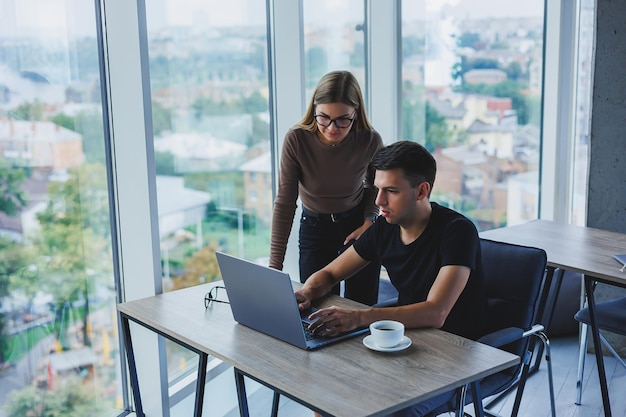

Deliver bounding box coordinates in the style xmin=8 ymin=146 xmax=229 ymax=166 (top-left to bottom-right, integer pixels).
xmin=369 ymin=320 xmax=405 ymax=348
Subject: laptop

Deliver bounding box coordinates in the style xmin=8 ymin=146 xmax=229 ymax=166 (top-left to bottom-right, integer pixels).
xmin=215 ymin=252 xmax=368 ymax=350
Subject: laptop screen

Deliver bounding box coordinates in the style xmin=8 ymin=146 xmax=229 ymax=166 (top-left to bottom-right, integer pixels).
xmin=215 ymin=252 xmax=368 ymax=349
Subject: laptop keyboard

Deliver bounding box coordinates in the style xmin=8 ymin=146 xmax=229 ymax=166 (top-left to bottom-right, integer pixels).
xmin=302 ymin=321 xmax=316 ymax=340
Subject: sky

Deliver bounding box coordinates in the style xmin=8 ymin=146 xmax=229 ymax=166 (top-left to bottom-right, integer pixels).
xmin=0 ymin=0 xmax=545 ymax=39
xmin=433 ymin=0 xmax=543 ymax=18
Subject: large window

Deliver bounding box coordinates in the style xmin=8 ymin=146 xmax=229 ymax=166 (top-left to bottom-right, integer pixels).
xmin=0 ymin=1 xmax=121 ymax=416
xmin=143 ymin=0 xmax=271 ymax=392
xmin=303 ymin=0 xmax=366 ymax=98
xmin=401 ymin=0 xmax=546 ymax=231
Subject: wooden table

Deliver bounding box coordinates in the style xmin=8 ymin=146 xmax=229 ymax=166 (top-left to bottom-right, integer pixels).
xmin=117 ymin=282 xmax=519 ymax=417
xmin=481 ymin=219 xmax=626 ymax=417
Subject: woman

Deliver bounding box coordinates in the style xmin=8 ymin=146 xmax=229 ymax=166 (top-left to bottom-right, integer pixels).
xmin=269 ymin=70 xmax=383 ymax=305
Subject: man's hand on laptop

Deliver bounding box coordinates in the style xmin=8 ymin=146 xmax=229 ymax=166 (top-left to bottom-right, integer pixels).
xmin=307 ymin=306 xmax=362 ymax=337
xmin=294 ymin=288 xmax=312 ymax=312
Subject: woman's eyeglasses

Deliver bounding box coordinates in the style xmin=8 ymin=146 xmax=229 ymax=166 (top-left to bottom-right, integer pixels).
xmin=314 ymin=114 xmax=355 ymax=129
xmin=204 ymin=286 xmax=229 ymax=308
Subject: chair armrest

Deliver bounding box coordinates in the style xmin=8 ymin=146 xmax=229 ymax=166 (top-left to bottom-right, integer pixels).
xmin=478 ymin=327 xmax=524 ymax=348
xmin=522 ymin=324 xmax=545 ymax=338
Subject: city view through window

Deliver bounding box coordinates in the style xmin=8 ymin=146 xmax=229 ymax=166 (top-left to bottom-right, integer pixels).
xmin=0 ymin=0 xmax=120 ymax=416
xmin=402 ymin=1 xmax=545 ymax=229
xmin=0 ymin=0 xmax=591 ymax=416
xmin=144 ymin=0 xmax=273 ymax=385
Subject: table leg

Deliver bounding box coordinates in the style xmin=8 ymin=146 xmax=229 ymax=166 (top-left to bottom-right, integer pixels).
xmin=271 ymin=391 xmax=280 ymax=417
xmin=193 ymin=353 xmax=208 ymax=417
xmin=234 ymin=368 xmax=334 ymax=417
xmin=470 ymin=382 xmax=484 ymax=417
xmin=120 ymin=313 xmax=145 ymax=417
xmin=584 ymin=277 xmax=612 ymax=417
xmin=234 ymin=368 xmax=250 ymax=417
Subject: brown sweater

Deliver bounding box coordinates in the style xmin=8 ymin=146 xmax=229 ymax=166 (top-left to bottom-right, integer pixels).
xmin=269 ymin=127 xmax=383 ymax=270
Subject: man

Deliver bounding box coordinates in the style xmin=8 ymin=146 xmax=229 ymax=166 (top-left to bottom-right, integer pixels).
xmin=296 ymin=141 xmax=487 ymax=416
xmin=296 ymin=140 xmax=486 ymax=341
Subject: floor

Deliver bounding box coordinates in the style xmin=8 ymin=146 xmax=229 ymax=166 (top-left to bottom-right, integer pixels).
xmin=225 ymin=334 xmax=626 ymax=417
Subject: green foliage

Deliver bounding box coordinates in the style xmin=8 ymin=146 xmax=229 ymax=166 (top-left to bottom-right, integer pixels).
xmin=38 ymin=164 xmax=110 ymax=237
xmin=305 ymin=47 xmax=328 ymax=86
xmin=71 ymin=111 xmax=106 ymax=165
xmin=192 ymin=96 xmax=226 ymax=117
xmin=250 ymin=114 xmax=270 ymax=146
xmin=504 ymin=61 xmax=524 ymax=81
xmin=243 ymin=91 xmax=268 ymax=113
xmin=149 ymin=55 xmax=170 ymax=90
xmin=50 ymin=113 xmax=75 ymax=131
xmin=451 ymin=56 xmax=499 ymax=83
xmin=74 ymin=37 xmax=101 ymax=80
xmin=9 ymin=101 xmax=44 ymax=121
xmin=424 ymin=103 xmax=454 ymax=152
xmin=0 ymin=238 xmax=34 ymax=298
xmin=151 ymin=100 xmax=173 ymax=136
xmin=2 ymin=322 xmax=51 ymax=364
xmin=401 ymin=97 xmax=453 ymax=152
xmin=349 ymin=41 xmax=365 ymax=67
xmin=50 ymin=110 xmax=106 ymax=165
xmin=525 ymin=94 xmax=542 ymax=127
xmin=402 ymin=35 xmax=425 ymax=60
xmin=456 ymin=32 xmax=482 ymax=49
xmin=148 ymin=42 xmax=267 ymax=92
xmin=0 ymin=236 xmax=34 ymax=363
xmin=0 ymin=160 xmax=27 ymax=216
xmin=192 ymin=91 xmax=268 ymax=119
xmin=170 ymin=246 xmax=220 ymax=290
xmin=155 ymin=151 xmax=176 ymax=176
xmin=202 ymin=220 xmax=269 ymax=261
xmin=462 ymin=79 xmax=531 ymax=125
xmin=449 ymin=53 xmax=534 ymax=125
xmin=205 ymin=209 xmax=257 ymax=232
xmin=185 ymin=171 xmax=244 ymax=206
xmin=33 ymin=163 xmax=112 ymax=347
xmin=401 ymin=99 xmax=425 ymax=143
xmin=3 ymin=378 xmax=109 ymax=417
xmin=401 ymin=80 xmax=425 ymax=142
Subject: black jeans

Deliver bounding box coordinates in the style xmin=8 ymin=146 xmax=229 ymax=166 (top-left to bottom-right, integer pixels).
xmin=298 ymin=205 xmax=381 ymax=306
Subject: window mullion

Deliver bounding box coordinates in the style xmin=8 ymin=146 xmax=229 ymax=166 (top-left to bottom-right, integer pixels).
xmin=540 ymin=0 xmax=577 ymax=222
xmin=268 ymin=0 xmax=306 ymax=277
xmin=100 ymin=0 xmax=166 ymax=415
xmin=367 ymin=0 xmax=401 ymax=144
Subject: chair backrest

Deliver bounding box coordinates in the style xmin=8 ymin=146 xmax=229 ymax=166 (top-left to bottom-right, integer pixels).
xmin=480 ymin=238 xmax=548 ymax=358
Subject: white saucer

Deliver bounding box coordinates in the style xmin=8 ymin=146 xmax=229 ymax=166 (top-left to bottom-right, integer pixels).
xmin=363 ymin=335 xmax=412 ymax=352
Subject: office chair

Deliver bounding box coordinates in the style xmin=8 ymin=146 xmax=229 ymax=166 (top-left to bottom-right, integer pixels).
xmin=423 ymin=238 xmax=556 ymax=417
xmin=574 ymin=295 xmax=626 ymax=405
xmin=373 ymin=276 xmax=399 ymax=307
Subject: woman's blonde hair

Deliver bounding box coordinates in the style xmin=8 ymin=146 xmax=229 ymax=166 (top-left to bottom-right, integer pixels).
xmin=296 ymin=70 xmax=373 ymax=132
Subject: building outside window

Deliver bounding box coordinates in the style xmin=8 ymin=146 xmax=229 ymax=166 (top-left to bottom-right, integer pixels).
xmin=401 ymin=0 xmax=546 ymax=231
xmin=400 ymin=0 xmax=590 ymax=229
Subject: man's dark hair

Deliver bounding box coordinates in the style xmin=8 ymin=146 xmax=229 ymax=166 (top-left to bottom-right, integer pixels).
xmin=370 ymin=141 xmax=436 ymax=190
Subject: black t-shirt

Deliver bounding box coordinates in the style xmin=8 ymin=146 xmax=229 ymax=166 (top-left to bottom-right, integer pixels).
xmin=353 ymin=202 xmax=486 ymax=340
